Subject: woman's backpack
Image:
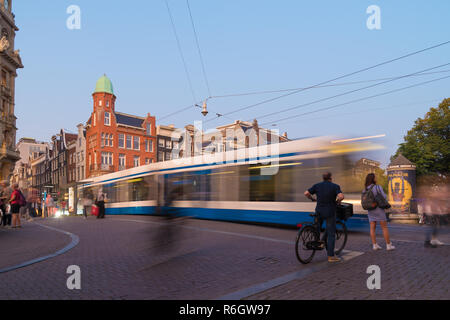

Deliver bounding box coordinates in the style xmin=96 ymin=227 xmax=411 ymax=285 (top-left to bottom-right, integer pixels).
xmin=15 ymin=190 xmax=26 ymax=207
xmin=361 ymin=185 xmax=378 ymax=210
xmin=373 ymin=185 xmax=391 ymax=209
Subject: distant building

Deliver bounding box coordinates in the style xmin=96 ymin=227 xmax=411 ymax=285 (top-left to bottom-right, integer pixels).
xmin=173 ymin=119 xmax=289 ymax=159
xmin=11 ymin=137 xmax=48 ymax=191
xmin=0 ymin=0 xmax=23 ymax=182
xmin=85 ymin=75 xmax=157 ymax=177
xmin=156 ymin=124 xmax=180 ymax=162
xmin=48 ymin=129 xmax=77 ymax=205
xmin=75 ymin=123 xmax=86 ymax=181
xmin=353 ymin=158 xmax=381 ymax=177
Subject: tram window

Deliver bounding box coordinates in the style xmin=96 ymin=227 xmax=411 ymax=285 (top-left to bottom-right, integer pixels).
xmin=164 ymin=171 xmax=211 ymax=201
xmin=102 ymin=183 xmax=115 ymax=202
xmin=115 ymin=181 xmax=130 ymax=202
xmin=248 ymin=164 xmax=275 ymax=201
xmin=129 ymin=177 xmax=150 ymax=202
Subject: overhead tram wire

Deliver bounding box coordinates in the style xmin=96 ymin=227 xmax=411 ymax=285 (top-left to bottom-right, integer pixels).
xmin=203 ymin=40 xmax=450 ymax=124
xmin=158 ymin=70 xmax=450 ymax=122
xmin=186 ymin=0 xmax=212 ymax=98
xmin=209 ymin=69 xmax=450 ymax=99
xmin=272 ymin=99 xmax=440 ymax=126
xmin=248 ymin=62 xmax=450 ymax=122
xmin=165 ymin=0 xmax=198 ymax=105
xmin=261 ymin=74 xmax=450 ymax=127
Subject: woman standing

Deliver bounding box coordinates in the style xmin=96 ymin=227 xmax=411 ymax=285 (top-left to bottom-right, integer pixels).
xmin=364 ymin=173 xmax=395 ymax=251
xmin=10 ymin=184 xmax=22 ymax=228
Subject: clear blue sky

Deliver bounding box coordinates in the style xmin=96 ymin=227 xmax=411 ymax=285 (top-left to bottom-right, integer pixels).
xmin=13 ymin=0 xmax=450 ymax=167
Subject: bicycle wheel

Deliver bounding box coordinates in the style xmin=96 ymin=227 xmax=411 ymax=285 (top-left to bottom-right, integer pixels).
xmin=295 ymin=225 xmax=319 ymax=264
xmin=334 ymin=221 xmax=348 ymax=255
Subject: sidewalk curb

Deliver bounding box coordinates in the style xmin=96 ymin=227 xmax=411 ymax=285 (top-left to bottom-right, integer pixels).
xmin=0 ymin=222 xmax=79 ymax=274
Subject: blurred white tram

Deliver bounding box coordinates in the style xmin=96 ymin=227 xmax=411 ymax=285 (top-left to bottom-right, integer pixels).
xmin=78 ymin=136 xmax=378 ymax=227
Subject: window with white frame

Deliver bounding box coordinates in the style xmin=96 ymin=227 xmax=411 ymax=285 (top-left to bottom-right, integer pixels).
xmin=145 ymin=139 xmax=153 ymax=152
xmin=134 ymin=156 xmax=140 ymax=167
xmin=145 ymin=158 xmax=153 ymax=165
xmin=118 ymin=134 xmax=125 ymax=148
xmin=133 ymin=136 xmax=140 ymax=150
xmin=104 ymin=112 xmax=110 ymax=126
xmin=101 ymin=152 xmax=113 ymax=165
xmin=119 ymin=154 xmax=126 ymax=168
xmin=126 ymin=135 xmax=132 ymax=149
xmin=146 ymin=123 xmax=151 ymax=136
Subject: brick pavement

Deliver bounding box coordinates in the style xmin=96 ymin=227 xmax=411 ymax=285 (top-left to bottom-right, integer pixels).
xmin=0 ymin=215 xmax=448 ymax=300
xmin=0 ymin=221 xmax=69 ymax=270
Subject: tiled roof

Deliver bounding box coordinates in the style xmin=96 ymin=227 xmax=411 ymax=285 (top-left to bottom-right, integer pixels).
xmin=389 ymin=154 xmax=414 ymax=166
xmin=115 ymin=112 xmax=144 ymax=128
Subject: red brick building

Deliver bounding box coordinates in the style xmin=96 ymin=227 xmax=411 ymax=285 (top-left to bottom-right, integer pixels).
xmin=85 ymin=75 xmax=156 ymax=178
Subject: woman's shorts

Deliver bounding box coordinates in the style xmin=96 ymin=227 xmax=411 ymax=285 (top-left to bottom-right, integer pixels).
xmin=11 ymin=203 xmax=21 ymax=214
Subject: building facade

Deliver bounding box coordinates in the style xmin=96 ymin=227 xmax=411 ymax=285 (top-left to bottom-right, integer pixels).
xmin=156 ymin=124 xmax=180 ymax=162
xmin=85 ymin=75 xmax=157 ymax=178
xmin=172 ymin=119 xmax=289 ymax=160
xmin=10 ymin=137 xmax=48 ymax=192
xmin=0 ymin=0 xmax=23 ymax=182
xmin=48 ymin=129 xmax=77 ymax=206
xmin=75 ymin=123 xmax=86 ymax=182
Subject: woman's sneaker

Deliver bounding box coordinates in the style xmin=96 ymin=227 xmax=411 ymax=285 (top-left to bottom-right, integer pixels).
xmin=430 ymin=239 xmax=444 ymax=246
xmin=372 ymin=243 xmax=382 ymax=250
xmin=386 ymin=243 xmax=395 ymax=251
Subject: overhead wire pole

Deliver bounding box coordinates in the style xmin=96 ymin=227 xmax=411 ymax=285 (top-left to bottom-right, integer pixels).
xmin=249 ymin=62 xmax=450 ymax=122
xmin=204 ymin=40 xmax=450 ymax=123
xmin=261 ymin=74 xmax=450 ymax=126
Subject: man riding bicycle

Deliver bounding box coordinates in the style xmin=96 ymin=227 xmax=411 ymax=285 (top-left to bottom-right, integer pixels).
xmin=304 ymin=172 xmax=345 ymax=263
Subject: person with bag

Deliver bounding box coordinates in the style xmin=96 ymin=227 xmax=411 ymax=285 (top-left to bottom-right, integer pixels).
xmin=82 ymin=190 xmax=93 ymax=219
xmin=95 ymin=188 xmax=106 ymax=219
xmin=9 ymin=184 xmax=24 ymax=229
xmin=362 ymin=173 xmax=395 ymax=251
xmin=304 ymin=172 xmax=345 ymax=263
xmin=0 ymin=181 xmax=12 ymax=228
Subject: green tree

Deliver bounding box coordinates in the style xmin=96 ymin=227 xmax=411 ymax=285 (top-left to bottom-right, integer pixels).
xmin=393 ymin=98 xmax=450 ymax=181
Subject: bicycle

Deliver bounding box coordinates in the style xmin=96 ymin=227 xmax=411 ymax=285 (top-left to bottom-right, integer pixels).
xmin=295 ymin=202 xmax=349 ymax=264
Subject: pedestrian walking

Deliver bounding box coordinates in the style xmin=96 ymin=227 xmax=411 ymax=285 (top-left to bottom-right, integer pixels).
xmin=0 ymin=181 xmax=12 ymax=228
xmin=82 ymin=190 xmax=93 ymax=219
xmin=304 ymin=172 xmax=345 ymax=263
xmin=95 ymin=188 xmax=106 ymax=219
xmin=45 ymin=194 xmax=55 ymax=218
xmin=9 ymin=184 xmax=24 ymax=229
xmin=423 ymin=184 xmax=448 ymax=248
xmin=363 ymin=173 xmax=395 ymax=251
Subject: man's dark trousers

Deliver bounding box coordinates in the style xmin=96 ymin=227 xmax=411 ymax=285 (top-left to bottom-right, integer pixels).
xmin=97 ymin=201 xmax=105 ymax=219
xmin=318 ymin=214 xmax=336 ymax=257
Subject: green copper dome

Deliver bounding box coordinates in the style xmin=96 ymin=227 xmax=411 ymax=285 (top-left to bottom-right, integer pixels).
xmin=94 ymin=74 xmax=114 ymax=94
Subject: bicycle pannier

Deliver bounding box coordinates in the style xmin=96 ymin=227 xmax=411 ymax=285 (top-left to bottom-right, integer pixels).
xmin=337 ymin=202 xmax=353 ymax=221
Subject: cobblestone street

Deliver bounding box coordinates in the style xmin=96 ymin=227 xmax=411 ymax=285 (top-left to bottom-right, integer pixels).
xmin=0 ymin=215 xmax=449 ymax=300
